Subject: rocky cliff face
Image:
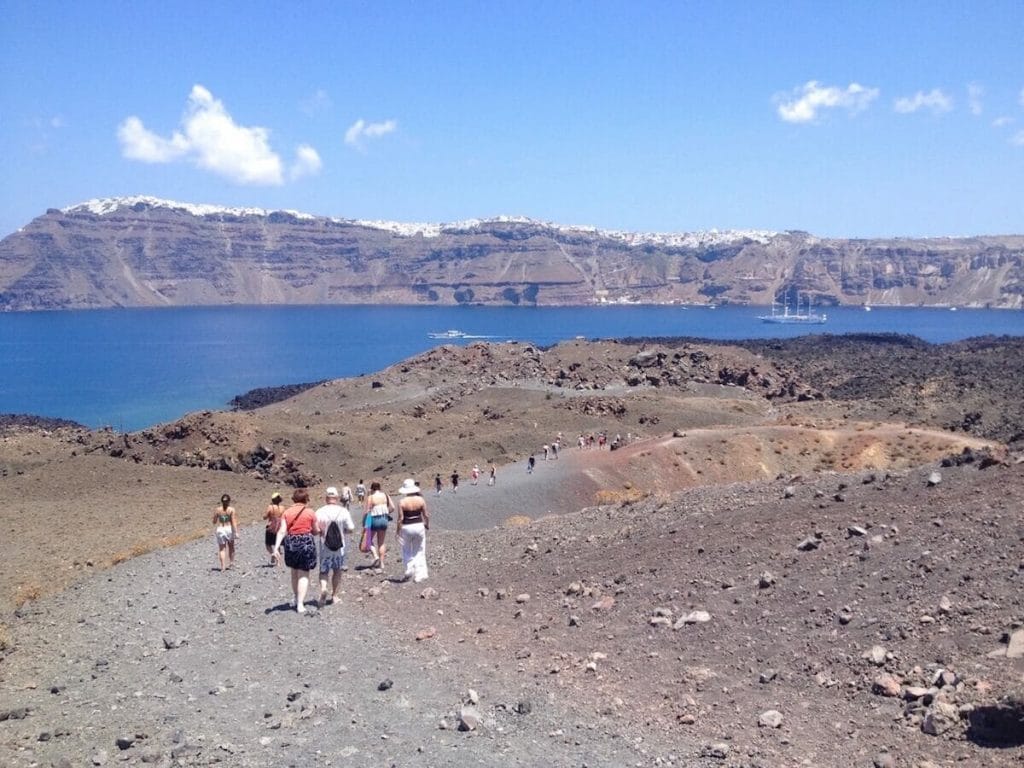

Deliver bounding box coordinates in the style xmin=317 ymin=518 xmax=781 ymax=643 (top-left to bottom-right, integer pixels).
xmin=1 ymin=197 xmax=1022 ymax=310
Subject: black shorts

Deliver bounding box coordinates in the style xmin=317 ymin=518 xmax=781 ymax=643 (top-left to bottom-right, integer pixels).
xmin=282 ymin=533 xmax=317 ymax=571
xmin=265 ymin=529 xmax=277 ymax=548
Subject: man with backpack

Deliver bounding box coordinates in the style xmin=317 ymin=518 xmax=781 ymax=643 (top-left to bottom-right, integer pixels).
xmin=315 ymin=487 xmax=355 ymax=608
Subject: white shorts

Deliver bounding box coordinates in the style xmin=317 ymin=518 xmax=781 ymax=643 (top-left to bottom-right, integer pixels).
xmin=215 ymin=525 xmax=235 ymax=545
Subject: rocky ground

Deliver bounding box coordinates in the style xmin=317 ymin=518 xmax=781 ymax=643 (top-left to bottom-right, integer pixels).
xmin=0 ymin=335 xmax=1022 ymax=766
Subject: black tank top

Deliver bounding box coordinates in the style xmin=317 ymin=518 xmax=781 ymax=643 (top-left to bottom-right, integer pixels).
xmin=402 ymin=503 xmax=425 ymax=525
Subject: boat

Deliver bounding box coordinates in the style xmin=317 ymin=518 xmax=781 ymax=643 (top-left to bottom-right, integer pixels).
xmin=758 ymin=293 xmax=827 ymax=325
xmin=427 ymin=329 xmax=467 ymax=339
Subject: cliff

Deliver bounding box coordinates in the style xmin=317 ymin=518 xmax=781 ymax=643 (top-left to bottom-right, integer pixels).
xmin=1 ymin=196 xmax=1022 ymax=310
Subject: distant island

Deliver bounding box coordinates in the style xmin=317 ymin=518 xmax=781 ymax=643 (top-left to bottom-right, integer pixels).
xmin=1 ymin=196 xmax=1021 ymax=311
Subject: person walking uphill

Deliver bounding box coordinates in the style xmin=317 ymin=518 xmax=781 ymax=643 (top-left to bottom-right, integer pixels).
xmin=315 ymin=487 xmax=354 ymax=607
xmin=363 ymin=481 xmax=394 ymax=569
xmin=263 ymin=491 xmax=285 ymax=566
xmin=212 ymin=494 xmax=238 ymax=571
xmin=272 ymin=489 xmax=320 ymax=613
xmin=396 ymin=479 xmax=429 ymax=583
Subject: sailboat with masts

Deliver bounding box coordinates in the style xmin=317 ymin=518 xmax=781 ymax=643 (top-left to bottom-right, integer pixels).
xmin=758 ymin=291 xmax=827 ymax=325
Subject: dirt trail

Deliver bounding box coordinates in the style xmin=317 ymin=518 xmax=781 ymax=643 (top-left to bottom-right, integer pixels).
xmin=0 ymin=488 xmax=672 ymax=767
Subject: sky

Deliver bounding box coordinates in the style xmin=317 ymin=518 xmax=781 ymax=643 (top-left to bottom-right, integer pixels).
xmin=2 ymin=1 xmax=1022 ymax=239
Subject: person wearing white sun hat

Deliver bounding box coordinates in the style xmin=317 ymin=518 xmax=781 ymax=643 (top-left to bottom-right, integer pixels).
xmin=396 ymin=478 xmax=429 ymax=582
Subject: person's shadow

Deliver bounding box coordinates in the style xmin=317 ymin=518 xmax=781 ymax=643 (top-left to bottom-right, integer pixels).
xmin=264 ymin=602 xmax=309 ymax=614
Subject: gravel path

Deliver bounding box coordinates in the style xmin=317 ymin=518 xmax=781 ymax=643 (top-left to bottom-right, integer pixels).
xmin=0 ymin=454 xmax=661 ymax=768
xmin=420 ymin=449 xmax=600 ymax=531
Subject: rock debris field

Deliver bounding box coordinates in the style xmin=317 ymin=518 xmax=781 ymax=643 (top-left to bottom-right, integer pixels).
xmin=1 ymin=335 xmax=1022 ymax=767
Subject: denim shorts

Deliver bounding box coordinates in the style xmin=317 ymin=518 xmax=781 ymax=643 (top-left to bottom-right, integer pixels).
xmin=320 ymin=550 xmax=346 ymax=573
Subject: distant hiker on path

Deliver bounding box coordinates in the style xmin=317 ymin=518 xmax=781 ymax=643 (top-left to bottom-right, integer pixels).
xmin=340 ymin=482 xmax=353 ymax=507
xmin=488 ymin=463 xmax=496 ymax=486
xmin=471 ymin=464 xmax=480 ymax=485
xmin=212 ymin=494 xmax=238 ymax=572
xmin=451 ymin=470 xmax=460 ymax=493
xmin=273 ymin=489 xmax=320 ymax=613
xmin=315 ymin=487 xmax=354 ymax=607
xmin=434 ymin=474 xmax=443 ymax=495
xmin=263 ymin=491 xmax=285 ymax=566
xmin=355 ymin=480 xmax=366 ymax=504
xmin=363 ymin=481 xmax=394 ymax=569
xmin=527 ymin=455 xmax=535 ymax=473
xmin=396 ymin=478 xmax=429 ymax=583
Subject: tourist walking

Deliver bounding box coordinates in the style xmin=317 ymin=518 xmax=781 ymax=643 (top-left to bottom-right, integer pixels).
xmin=488 ymin=463 xmax=496 ymax=486
xmin=471 ymin=464 xmax=480 ymax=485
xmin=212 ymin=494 xmax=238 ymax=572
xmin=451 ymin=469 xmax=460 ymax=493
xmin=434 ymin=473 xmax=443 ymax=495
xmin=340 ymin=482 xmax=353 ymax=507
xmin=263 ymin=491 xmax=285 ymax=566
xmin=363 ymin=481 xmax=394 ymax=569
xmin=396 ymin=478 xmax=429 ymax=583
xmin=315 ymin=487 xmax=354 ymax=607
xmin=355 ymin=479 xmax=366 ymax=504
xmin=273 ymin=489 xmax=319 ymax=613
xmin=527 ymin=455 xmax=535 ymax=473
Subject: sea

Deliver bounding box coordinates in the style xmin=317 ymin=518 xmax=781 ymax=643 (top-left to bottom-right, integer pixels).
xmin=1 ymin=304 xmax=1022 ymax=432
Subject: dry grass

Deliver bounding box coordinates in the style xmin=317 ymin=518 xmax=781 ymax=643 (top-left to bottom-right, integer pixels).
xmin=109 ymin=525 xmax=209 ymax=567
xmin=594 ymin=487 xmax=648 ymax=504
xmin=13 ymin=582 xmax=42 ymax=608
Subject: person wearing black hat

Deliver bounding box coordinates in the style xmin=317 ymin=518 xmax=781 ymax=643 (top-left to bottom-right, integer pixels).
xmin=264 ymin=491 xmax=285 ymax=566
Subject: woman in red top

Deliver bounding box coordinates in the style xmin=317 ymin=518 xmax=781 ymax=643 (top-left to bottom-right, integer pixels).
xmin=272 ymin=488 xmax=320 ymax=613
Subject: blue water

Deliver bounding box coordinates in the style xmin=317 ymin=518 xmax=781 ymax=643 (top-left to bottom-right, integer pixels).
xmin=1 ymin=305 xmax=1021 ymax=431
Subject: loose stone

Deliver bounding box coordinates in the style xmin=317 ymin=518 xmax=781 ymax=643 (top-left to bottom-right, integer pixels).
xmin=758 ymin=709 xmax=784 ymax=728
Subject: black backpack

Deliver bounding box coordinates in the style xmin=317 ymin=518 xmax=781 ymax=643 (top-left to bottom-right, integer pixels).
xmin=324 ymin=519 xmax=344 ymax=551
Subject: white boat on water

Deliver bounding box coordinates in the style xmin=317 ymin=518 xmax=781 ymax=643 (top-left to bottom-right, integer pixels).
xmin=427 ymin=329 xmax=467 ymax=339
xmin=758 ymin=294 xmax=827 ymax=325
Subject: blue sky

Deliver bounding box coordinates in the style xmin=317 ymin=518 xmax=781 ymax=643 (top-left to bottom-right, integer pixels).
xmin=2 ymin=1 xmax=1022 ymax=238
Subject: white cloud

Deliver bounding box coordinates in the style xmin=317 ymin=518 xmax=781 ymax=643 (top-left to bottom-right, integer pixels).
xmin=893 ymin=88 xmax=953 ymax=114
xmin=1012 ymin=130 xmax=1024 ymax=147
xmin=344 ymin=118 xmax=398 ymax=148
xmin=290 ymin=144 xmax=322 ymax=180
xmin=993 ymin=116 xmax=1014 ymax=128
xmin=775 ymin=81 xmax=879 ymax=123
xmin=968 ymin=83 xmax=983 ymax=115
xmin=118 ymin=116 xmax=190 ymax=163
xmin=118 ymin=85 xmax=320 ymax=186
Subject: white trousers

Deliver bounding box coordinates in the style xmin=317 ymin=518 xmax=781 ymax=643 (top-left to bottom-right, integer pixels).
xmin=399 ymin=523 xmax=428 ymax=582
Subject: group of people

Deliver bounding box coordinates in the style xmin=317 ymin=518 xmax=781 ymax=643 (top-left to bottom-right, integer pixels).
xmin=577 ymin=431 xmax=629 ymax=450
xmin=214 ymin=478 xmax=430 ymax=614
xmin=433 ymin=463 xmax=497 ymax=494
